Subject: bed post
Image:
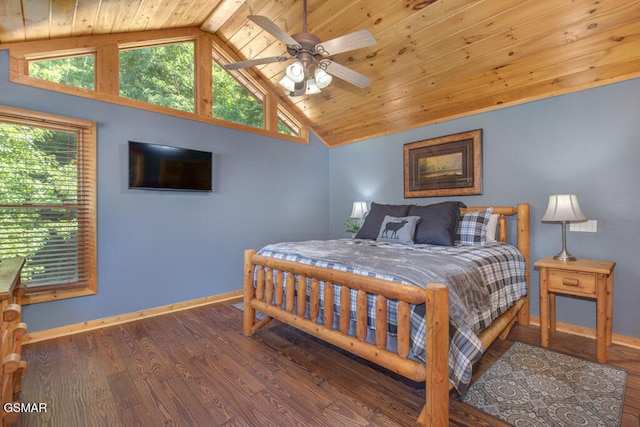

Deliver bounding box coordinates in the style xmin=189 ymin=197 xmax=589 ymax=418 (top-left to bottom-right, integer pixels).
xmin=516 ymin=203 xmax=530 ymax=326
xmin=243 ymin=250 xmax=257 ymax=336
xmin=418 ymin=283 xmax=449 ymax=427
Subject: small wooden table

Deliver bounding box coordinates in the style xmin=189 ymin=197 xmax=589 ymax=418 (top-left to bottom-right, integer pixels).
xmin=535 ymin=256 xmax=615 ymax=363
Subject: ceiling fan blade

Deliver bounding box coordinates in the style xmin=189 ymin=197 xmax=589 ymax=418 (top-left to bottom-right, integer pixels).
xmin=224 ymin=56 xmax=290 ymax=70
xmin=316 ymin=29 xmax=376 ymax=56
xmin=321 ymin=60 xmax=372 ymax=89
xmin=248 ymin=15 xmax=299 ymax=47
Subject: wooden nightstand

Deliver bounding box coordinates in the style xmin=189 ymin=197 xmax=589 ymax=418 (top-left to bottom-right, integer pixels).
xmin=535 ymin=256 xmax=615 ymax=363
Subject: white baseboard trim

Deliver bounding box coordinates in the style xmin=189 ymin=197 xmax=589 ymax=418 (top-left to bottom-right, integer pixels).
xmin=23 ymin=290 xmax=243 ymax=345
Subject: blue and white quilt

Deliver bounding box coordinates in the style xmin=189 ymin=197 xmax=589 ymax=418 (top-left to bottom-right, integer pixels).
xmin=257 ymin=239 xmax=527 ymax=393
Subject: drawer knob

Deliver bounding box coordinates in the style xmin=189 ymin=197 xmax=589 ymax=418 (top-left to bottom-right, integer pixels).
xmin=562 ymin=278 xmax=580 ymax=287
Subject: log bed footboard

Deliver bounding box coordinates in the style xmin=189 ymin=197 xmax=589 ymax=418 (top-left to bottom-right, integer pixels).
xmin=243 ymin=251 xmax=450 ymax=425
xmin=243 ymin=204 xmax=530 ymax=427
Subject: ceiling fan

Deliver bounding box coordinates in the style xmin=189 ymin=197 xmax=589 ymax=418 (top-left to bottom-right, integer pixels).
xmin=224 ymin=0 xmax=376 ymax=97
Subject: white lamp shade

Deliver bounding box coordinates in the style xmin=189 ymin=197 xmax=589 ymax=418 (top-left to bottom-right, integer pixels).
xmin=305 ymin=79 xmax=321 ymax=94
xmin=278 ymin=75 xmax=296 ymax=92
xmin=285 ymin=62 xmax=305 ymax=83
xmin=350 ymin=201 xmax=368 ymax=219
xmin=541 ymin=194 xmax=587 ymax=222
xmin=314 ymin=68 xmax=332 ymax=89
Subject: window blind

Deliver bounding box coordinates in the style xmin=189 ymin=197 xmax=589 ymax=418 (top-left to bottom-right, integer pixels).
xmin=0 ymin=108 xmax=96 ymax=294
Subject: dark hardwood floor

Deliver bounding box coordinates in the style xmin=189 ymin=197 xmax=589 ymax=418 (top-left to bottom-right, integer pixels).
xmin=17 ymin=303 xmax=640 ymax=426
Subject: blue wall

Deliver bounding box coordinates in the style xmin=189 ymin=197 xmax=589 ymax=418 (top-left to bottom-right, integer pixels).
xmin=0 ymin=50 xmax=331 ymax=332
xmin=2 ymin=46 xmax=639 ymax=340
xmin=329 ymin=77 xmax=640 ymax=339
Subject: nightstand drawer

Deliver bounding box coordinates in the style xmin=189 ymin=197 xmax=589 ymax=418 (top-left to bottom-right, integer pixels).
xmin=548 ymin=269 xmax=596 ymax=296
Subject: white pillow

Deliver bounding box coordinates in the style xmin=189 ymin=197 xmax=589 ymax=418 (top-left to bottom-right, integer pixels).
xmin=486 ymin=213 xmax=499 ymax=243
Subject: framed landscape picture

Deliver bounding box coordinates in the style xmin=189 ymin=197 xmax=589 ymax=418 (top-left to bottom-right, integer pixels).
xmin=404 ymin=129 xmax=482 ymax=198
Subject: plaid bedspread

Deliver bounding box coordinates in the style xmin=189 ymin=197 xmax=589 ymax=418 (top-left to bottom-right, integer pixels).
xmin=257 ymin=239 xmax=527 ymax=393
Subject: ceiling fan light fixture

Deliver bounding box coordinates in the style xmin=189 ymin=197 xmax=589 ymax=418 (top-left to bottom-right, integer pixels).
xmin=305 ymin=79 xmax=321 ymax=94
xmin=285 ymin=62 xmax=305 ymax=83
xmin=279 ymin=75 xmax=296 ymax=92
xmin=227 ymin=0 xmax=376 ymax=96
xmin=314 ymin=68 xmax=332 ymax=89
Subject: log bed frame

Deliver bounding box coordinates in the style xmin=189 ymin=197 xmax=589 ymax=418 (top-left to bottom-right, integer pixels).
xmin=243 ymin=204 xmax=530 ymax=426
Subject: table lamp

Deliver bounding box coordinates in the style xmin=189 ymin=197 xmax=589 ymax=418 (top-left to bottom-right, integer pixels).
xmin=541 ymin=194 xmax=587 ymax=261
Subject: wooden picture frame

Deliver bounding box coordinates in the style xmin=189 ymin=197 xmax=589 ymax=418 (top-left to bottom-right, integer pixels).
xmin=404 ymin=129 xmax=482 ymax=198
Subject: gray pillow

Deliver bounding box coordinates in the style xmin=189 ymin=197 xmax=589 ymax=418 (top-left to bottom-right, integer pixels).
xmin=376 ymin=215 xmax=421 ymax=245
xmin=355 ymin=202 xmax=410 ymax=240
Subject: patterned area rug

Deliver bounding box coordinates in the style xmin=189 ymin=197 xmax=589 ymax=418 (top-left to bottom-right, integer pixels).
xmin=460 ymin=342 xmax=627 ymax=426
xmin=232 ymin=302 xmax=267 ymax=320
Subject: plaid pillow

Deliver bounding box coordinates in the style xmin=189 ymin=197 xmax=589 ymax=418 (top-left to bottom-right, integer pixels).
xmin=456 ymin=208 xmax=494 ymax=245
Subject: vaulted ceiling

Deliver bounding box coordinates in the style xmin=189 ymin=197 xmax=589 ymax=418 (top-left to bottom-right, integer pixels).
xmin=1 ymin=0 xmax=639 ymax=146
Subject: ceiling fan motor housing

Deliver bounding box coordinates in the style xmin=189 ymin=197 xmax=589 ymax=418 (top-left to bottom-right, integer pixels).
xmin=289 ymin=32 xmax=323 ymax=66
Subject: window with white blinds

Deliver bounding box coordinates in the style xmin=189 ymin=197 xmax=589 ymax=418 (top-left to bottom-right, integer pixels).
xmin=0 ymin=106 xmax=96 ymax=302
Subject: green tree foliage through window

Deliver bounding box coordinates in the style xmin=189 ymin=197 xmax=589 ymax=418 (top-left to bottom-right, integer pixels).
xmin=212 ymin=61 xmax=264 ymax=128
xmin=0 ymin=123 xmax=81 ymax=287
xmin=120 ymin=43 xmax=195 ymax=113
xmin=23 ymin=38 xmax=304 ymax=141
xmin=277 ymin=121 xmax=295 ymax=136
xmin=29 ymin=54 xmax=95 ymax=90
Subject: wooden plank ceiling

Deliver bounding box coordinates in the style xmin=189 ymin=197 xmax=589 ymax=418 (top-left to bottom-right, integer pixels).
xmin=1 ymin=0 xmax=639 ymax=147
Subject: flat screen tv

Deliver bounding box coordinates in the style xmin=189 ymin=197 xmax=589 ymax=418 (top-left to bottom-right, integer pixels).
xmin=128 ymin=141 xmax=212 ymax=192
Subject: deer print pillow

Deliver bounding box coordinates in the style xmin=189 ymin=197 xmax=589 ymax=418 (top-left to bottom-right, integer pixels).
xmin=376 ymin=215 xmax=421 ymax=245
